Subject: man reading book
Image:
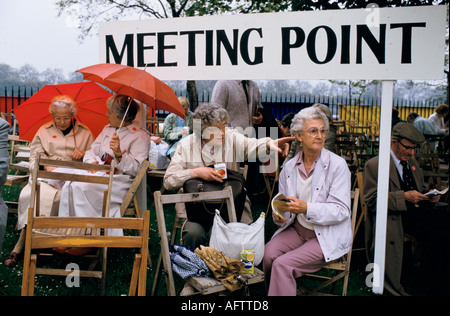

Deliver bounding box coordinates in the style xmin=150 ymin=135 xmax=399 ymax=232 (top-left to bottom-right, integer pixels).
xmin=363 ymin=122 xmax=449 ymax=296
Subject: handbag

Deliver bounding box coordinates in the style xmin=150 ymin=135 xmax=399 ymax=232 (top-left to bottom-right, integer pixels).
xmin=209 ymin=210 xmax=265 ymax=266
xmin=183 ymin=168 xmax=247 ymax=230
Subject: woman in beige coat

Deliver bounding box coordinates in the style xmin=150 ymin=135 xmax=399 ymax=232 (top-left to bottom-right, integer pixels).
xmin=164 ymin=103 xmax=293 ymax=249
xmin=4 ymin=95 xmax=94 ymax=266
xmin=58 ymin=95 xmax=150 ymax=248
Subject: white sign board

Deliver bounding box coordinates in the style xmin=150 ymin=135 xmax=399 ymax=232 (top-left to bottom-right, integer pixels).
xmin=99 ymin=5 xmax=446 ymax=80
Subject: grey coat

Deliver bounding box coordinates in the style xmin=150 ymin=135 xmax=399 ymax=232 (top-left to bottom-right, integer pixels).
xmin=210 ymin=80 xmax=262 ymax=130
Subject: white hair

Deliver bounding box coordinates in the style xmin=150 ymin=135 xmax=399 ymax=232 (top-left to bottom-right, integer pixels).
xmin=290 ymin=106 xmax=329 ymax=135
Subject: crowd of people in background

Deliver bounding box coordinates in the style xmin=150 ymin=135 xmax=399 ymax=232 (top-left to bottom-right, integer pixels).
xmin=0 ymin=79 xmax=448 ymax=296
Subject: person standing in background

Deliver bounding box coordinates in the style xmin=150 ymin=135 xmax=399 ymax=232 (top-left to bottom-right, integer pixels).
xmin=211 ymin=80 xmax=265 ymax=194
xmin=428 ymin=104 xmax=448 ymax=135
xmin=211 ymin=80 xmax=263 ymax=133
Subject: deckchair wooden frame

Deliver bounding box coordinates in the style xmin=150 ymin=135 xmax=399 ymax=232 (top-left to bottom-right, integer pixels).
xmin=153 ymin=186 xmax=263 ymax=296
xmin=21 ymin=154 xmax=150 ymax=296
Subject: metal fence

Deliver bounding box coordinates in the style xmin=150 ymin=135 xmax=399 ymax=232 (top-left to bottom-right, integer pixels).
xmin=2 ymin=85 xmax=445 ymax=132
xmin=182 ymin=89 xmax=444 ymax=123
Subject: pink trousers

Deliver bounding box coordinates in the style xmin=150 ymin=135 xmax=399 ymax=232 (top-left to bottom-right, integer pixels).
xmin=263 ymin=220 xmax=326 ymax=296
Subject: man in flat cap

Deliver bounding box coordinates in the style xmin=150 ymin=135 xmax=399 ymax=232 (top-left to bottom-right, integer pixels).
xmin=363 ymin=122 xmax=448 ymax=296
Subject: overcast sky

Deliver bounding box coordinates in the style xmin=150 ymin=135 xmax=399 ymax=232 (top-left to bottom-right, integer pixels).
xmin=0 ymin=0 xmax=98 ymax=76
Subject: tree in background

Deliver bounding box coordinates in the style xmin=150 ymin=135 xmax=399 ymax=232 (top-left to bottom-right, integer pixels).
xmin=0 ymin=63 xmax=83 ymax=93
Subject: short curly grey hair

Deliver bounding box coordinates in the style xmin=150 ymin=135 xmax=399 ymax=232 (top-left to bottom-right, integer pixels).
xmin=290 ymin=106 xmax=329 ymax=135
xmin=49 ymin=95 xmax=77 ymax=116
xmin=192 ymin=103 xmax=228 ymax=136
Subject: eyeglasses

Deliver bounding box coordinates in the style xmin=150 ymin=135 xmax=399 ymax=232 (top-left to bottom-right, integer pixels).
xmin=397 ymin=140 xmax=417 ymax=151
xmin=303 ymin=128 xmax=329 ymax=138
xmin=53 ymin=116 xmax=71 ymax=122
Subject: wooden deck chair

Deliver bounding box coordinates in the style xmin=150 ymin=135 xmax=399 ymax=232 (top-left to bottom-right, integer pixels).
xmin=119 ymin=160 xmax=153 ymax=269
xmin=21 ymin=153 xmax=117 ymax=295
xmin=297 ymin=189 xmax=359 ymax=296
xmin=5 ymin=162 xmax=30 ymax=214
xmin=168 ymin=164 xmax=248 ymax=247
xmin=9 ymin=134 xmax=31 ymax=162
xmin=152 ymin=186 xmax=264 ymax=296
xmin=1 ymin=112 xmax=31 ymax=165
xmin=21 ymin=210 xmax=150 ymax=296
xmin=120 ymin=160 xmax=150 ymax=218
xmin=261 ymin=154 xmax=279 ymax=214
xmin=146 ymin=117 xmax=164 ymax=137
xmin=355 ymin=172 xmax=368 ymax=241
xmin=2 ymin=113 xmax=30 ymax=207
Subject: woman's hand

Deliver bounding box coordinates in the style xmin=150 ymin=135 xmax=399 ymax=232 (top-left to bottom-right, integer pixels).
xmin=180 ymin=127 xmax=189 ymax=136
xmin=190 ymin=167 xmax=223 ymax=183
xmin=267 ymin=137 xmax=295 ymax=157
xmin=70 ymin=149 xmax=85 ymax=161
xmin=87 ymin=160 xmax=99 ymax=174
xmin=110 ymin=132 xmax=126 ymax=158
xmin=276 ymin=196 xmax=307 ymax=214
xmin=272 ymin=211 xmax=286 ymax=224
xmin=150 ymin=135 xmax=161 ymax=144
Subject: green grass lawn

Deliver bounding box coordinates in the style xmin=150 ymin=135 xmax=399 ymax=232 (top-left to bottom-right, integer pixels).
xmin=0 ymin=178 xmax=414 ymax=296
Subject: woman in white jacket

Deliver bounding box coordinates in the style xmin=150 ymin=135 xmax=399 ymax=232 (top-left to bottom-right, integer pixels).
xmin=263 ymin=107 xmax=352 ymax=296
xmin=57 ymin=95 xmax=150 ymax=255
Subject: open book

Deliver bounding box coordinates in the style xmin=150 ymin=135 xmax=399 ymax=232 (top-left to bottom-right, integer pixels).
xmin=271 ymin=193 xmax=293 ymax=220
xmin=424 ymin=187 xmax=448 ymax=198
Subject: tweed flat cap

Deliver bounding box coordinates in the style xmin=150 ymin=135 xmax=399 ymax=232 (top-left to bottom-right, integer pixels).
xmin=392 ymin=122 xmax=425 ymax=144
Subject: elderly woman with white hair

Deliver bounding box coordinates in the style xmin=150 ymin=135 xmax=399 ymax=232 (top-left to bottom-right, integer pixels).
xmin=4 ymin=95 xmax=94 ymax=266
xmin=57 ymin=95 xmax=150 ymax=253
xmin=263 ymin=106 xmax=352 ymax=296
xmin=164 ymin=103 xmax=293 ymax=249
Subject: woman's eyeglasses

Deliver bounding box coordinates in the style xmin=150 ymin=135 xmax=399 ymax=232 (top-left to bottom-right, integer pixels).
xmin=303 ymin=128 xmax=329 ymax=138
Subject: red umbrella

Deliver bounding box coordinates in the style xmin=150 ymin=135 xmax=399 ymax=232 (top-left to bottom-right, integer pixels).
xmin=76 ymin=63 xmax=185 ymax=118
xmin=15 ymin=82 xmax=112 ymax=142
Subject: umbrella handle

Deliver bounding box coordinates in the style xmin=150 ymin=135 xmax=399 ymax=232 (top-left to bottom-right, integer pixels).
xmin=118 ymin=97 xmax=133 ymax=131
xmin=72 ymin=117 xmax=78 ymax=150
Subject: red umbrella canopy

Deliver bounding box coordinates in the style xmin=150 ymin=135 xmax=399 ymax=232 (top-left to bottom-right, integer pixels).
xmin=15 ymin=82 xmax=112 ymax=142
xmin=76 ymin=63 xmax=185 ymax=118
